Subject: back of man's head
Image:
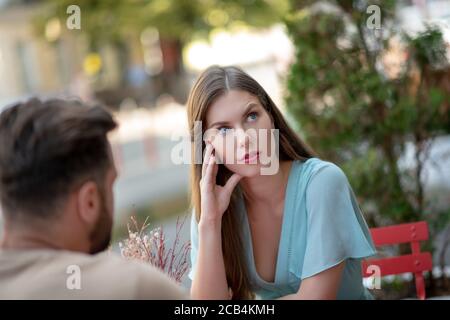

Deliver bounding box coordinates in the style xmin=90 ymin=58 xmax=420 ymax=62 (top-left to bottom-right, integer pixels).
xmin=0 ymin=98 xmax=117 ymax=252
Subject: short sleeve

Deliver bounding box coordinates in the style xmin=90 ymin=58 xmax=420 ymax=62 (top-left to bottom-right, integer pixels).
xmin=188 ymin=210 xmax=199 ymax=280
xmin=301 ymin=163 xmax=376 ymax=279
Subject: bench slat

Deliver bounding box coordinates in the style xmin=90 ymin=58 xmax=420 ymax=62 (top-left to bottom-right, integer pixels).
xmin=362 ymin=252 xmax=433 ymax=277
xmin=370 ymin=221 xmax=429 ymax=246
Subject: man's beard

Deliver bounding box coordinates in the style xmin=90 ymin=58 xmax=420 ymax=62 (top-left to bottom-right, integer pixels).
xmin=89 ymin=191 xmax=112 ymax=254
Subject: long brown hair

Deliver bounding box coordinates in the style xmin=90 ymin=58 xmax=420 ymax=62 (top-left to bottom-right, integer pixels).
xmin=187 ymin=65 xmax=315 ymax=299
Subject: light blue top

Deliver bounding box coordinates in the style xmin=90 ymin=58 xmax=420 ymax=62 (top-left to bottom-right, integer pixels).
xmin=189 ymin=157 xmax=377 ymax=299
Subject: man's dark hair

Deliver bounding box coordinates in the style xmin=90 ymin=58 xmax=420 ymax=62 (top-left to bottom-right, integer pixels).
xmin=0 ymin=98 xmax=117 ymax=221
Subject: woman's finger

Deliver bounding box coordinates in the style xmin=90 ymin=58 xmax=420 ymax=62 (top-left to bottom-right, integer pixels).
xmin=204 ymin=155 xmax=216 ymax=187
xmin=212 ymin=155 xmax=219 ymax=178
xmin=224 ymin=173 xmax=242 ymax=195
xmin=201 ymin=143 xmax=213 ymax=178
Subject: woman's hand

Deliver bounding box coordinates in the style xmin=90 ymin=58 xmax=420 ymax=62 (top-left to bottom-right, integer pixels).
xmin=199 ymin=141 xmax=242 ymax=226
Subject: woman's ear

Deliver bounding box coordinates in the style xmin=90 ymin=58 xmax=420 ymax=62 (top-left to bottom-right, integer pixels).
xmin=76 ymin=181 xmax=101 ymax=228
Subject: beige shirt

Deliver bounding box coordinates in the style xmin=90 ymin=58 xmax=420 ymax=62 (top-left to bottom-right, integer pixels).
xmin=0 ymin=248 xmax=189 ymax=299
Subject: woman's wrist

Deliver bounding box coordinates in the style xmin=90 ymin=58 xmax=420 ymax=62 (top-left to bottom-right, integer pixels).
xmin=198 ymin=217 xmax=222 ymax=234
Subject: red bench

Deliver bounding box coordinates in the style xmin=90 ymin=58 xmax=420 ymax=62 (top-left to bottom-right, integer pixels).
xmin=362 ymin=221 xmax=433 ymax=300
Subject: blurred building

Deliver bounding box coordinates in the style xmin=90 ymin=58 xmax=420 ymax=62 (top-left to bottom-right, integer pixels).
xmin=0 ymin=0 xmax=166 ymax=110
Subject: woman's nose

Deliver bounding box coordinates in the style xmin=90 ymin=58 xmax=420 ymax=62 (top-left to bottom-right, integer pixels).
xmin=235 ymin=128 xmax=250 ymax=149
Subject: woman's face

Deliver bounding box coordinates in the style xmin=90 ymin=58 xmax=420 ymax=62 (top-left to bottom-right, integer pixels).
xmin=204 ymin=90 xmax=275 ymax=177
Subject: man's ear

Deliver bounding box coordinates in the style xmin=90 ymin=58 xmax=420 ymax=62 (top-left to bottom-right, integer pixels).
xmin=76 ymin=181 xmax=101 ymax=227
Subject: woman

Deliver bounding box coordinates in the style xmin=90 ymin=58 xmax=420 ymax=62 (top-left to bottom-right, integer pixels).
xmin=187 ymin=66 xmax=376 ymax=300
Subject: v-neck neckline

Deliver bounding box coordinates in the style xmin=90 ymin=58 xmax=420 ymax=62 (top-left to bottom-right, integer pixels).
xmin=241 ymin=160 xmax=298 ymax=287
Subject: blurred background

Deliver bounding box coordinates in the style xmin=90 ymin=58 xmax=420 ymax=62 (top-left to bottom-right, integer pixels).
xmin=0 ymin=0 xmax=449 ymax=298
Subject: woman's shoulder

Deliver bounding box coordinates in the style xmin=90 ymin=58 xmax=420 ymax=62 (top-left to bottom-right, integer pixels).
xmin=294 ymin=157 xmax=347 ymax=186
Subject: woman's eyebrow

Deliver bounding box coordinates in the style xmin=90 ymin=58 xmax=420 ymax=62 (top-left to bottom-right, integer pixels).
xmin=208 ymin=120 xmax=229 ymax=129
xmin=208 ymin=101 xmax=258 ymax=128
xmin=242 ymin=102 xmax=258 ymax=117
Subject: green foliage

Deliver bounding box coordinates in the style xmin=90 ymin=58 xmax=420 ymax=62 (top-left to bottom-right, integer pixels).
xmin=38 ymin=0 xmax=289 ymax=46
xmin=284 ymin=0 xmax=450 ymax=235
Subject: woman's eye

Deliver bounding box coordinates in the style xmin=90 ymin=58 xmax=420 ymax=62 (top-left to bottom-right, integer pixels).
xmin=247 ymin=112 xmax=258 ymax=122
xmin=218 ymin=127 xmax=231 ymax=135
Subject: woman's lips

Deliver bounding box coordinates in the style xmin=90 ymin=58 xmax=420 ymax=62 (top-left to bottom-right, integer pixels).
xmin=242 ymin=151 xmax=260 ymax=164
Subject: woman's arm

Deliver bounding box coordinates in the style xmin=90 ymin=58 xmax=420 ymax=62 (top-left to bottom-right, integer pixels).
xmin=190 ymin=220 xmax=230 ymax=299
xmin=190 ymin=142 xmax=241 ymax=299
xmin=278 ymin=261 xmax=345 ymax=300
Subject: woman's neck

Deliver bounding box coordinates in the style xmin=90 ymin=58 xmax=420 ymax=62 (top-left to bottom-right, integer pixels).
xmin=240 ymin=160 xmax=293 ymax=216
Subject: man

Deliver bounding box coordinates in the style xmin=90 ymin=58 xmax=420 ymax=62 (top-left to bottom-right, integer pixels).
xmin=0 ymin=98 xmax=188 ymax=299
